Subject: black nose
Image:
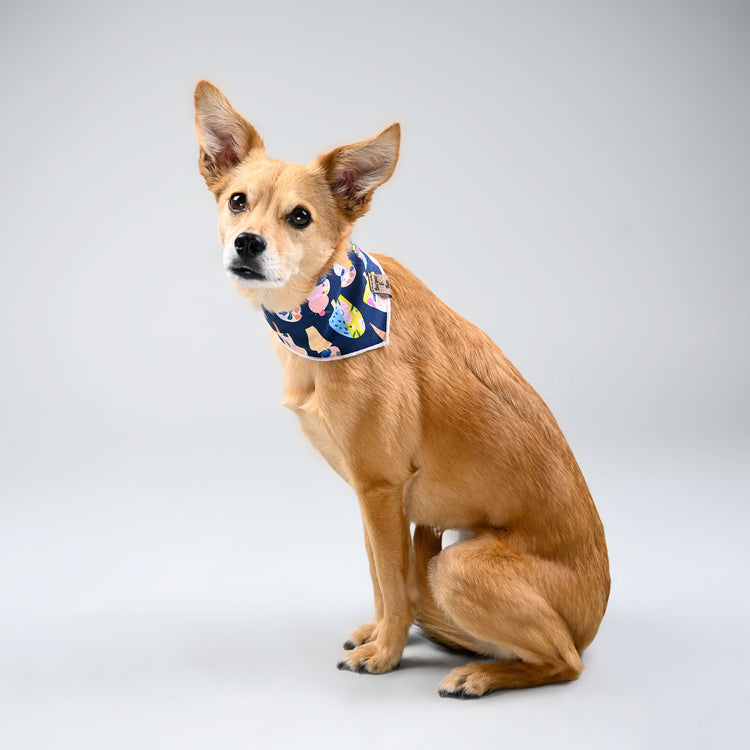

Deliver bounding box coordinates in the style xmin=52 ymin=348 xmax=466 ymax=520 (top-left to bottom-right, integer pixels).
xmin=234 ymin=232 xmax=267 ymax=259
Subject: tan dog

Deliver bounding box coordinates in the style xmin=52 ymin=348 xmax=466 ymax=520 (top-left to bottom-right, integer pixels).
xmin=194 ymin=81 xmax=610 ymax=698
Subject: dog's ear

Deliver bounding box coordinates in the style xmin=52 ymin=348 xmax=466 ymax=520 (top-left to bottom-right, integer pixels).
xmin=315 ymin=124 xmax=400 ymax=219
xmin=194 ymin=80 xmax=265 ymax=193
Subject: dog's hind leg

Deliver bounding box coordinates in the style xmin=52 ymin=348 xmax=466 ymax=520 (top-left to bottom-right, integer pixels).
xmin=413 ymin=525 xmax=488 ymax=655
xmin=429 ymin=530 xmax=586 ymax=697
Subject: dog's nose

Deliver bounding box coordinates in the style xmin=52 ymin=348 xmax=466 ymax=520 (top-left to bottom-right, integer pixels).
xmin=234 ymin=232 xmax=267 ymax=259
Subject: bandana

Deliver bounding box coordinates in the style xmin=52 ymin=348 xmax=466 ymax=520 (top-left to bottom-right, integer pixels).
xmin=262 ymin=243 xmax=391 ymax=360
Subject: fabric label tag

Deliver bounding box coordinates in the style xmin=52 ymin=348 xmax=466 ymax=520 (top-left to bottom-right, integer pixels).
xmin=368 ymin=272 xmax=392 ymax=297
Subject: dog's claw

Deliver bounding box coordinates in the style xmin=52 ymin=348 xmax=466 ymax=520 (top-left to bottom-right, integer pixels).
xmin=343 ymin=640 xmax=356 ymax=650
xmin=337 ymin=656 xmax=400 ymax=675
xmin=438 ymin=686 xmax=481 ymax=699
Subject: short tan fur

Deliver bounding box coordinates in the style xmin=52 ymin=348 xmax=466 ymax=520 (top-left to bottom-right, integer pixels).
xmin=194 ymin=80 xmax=610 ymax=698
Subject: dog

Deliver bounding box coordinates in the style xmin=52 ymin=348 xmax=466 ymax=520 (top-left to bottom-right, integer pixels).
xmin=193 ymin=80 xmax=610 ymax=698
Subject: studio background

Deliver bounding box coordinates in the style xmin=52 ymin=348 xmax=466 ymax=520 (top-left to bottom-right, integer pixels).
xmin=1 ymin=1 xmax=747 ymax=748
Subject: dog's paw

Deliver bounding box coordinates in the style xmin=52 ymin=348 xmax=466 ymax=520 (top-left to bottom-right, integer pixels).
xmin=438 ymin=665 xmax=493 ymax=698
xmin=343 ymin=621 xmax=380 ymax=650
xmin=337 ymin=641 xmax=401 ymax=674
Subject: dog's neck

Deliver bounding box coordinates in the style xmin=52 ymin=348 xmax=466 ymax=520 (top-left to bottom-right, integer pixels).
xmin=260 ymin=243 xmax=391 ymax=361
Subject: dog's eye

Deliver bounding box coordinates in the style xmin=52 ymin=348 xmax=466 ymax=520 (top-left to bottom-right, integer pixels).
xmin=229 ymin=193 xmax=247 ymax=212
xmin=288 ymin=206 xmax=312 ymax=229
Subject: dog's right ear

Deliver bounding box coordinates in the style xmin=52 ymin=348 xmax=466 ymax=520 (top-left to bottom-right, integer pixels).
xmin=315 ymin=124 xmax=400 ymax=220
xmin=194 ymin=80 xmax=265 ymax=194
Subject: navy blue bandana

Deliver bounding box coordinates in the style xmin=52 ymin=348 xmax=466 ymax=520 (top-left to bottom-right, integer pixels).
xmin=262 ymin=244 xmax=391 ymax=360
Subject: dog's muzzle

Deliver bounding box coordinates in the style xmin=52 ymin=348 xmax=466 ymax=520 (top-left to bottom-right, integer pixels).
xmin=235 ymin=232 xmax=266 ymax=258
xmin=230 ymin=232 xmax=267 ymax=280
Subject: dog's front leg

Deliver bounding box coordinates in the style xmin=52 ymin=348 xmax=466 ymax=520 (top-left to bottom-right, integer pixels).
xmin=338 ymin=484 xmax=414 ymax=674
xmin=344 ymin=525 xmax=383 ymax=649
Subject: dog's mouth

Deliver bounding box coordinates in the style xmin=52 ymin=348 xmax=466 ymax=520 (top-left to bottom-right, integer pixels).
xmin=229 ymin=264 xmax=265 ymax=281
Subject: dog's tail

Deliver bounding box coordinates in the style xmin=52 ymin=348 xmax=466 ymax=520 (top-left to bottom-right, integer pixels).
xmin=413 ymin=525 xmax=481 ymax=654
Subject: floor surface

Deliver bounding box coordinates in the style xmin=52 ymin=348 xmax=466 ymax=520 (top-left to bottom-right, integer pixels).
xmin=1 ymin=429 xmax=747 ymax=749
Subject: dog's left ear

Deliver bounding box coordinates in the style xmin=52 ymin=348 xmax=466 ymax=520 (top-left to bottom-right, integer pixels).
xmin=315 ymin=124 xmax=400 ymax=219
xmin=194 ymin=80 xmax=265 ymax=194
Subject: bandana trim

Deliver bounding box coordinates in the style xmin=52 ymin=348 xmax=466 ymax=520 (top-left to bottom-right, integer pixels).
xmin=262 ymin=244 xmax=391 ymax=361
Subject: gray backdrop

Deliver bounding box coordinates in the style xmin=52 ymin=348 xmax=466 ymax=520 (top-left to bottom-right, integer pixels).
xmin=1 ymin=1 xmax=748 ymax=748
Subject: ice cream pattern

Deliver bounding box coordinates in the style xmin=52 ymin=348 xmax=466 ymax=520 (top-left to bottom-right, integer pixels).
xmin=333 ymin=259 xmax=356 ymax=287
xmin=371 ymin=325 xmax=387 ymax=341
xmin=271 ymin=324 xmax=307 ymax=355
xmin=306 ymin=326 xmax=341 ymax=358
xmin=276 ymin=306 xmax=302 ymax=322
xmin=329 ymin=295 xmax=366 ymax=338
xmin=307 ymin=278 xmax=331 ymax=315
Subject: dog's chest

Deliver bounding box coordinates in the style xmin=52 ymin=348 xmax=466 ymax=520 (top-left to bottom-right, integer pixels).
xmin=279 ymin=362 xmax=352 ymax=483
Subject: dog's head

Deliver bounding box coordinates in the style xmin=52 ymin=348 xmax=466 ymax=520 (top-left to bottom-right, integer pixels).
xmin=194 ymin=81 xmax=400 ymax=311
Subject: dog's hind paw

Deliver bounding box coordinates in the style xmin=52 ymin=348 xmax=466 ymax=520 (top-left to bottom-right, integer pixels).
xmin=438 ymin=664 xmax=494 ymax=698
